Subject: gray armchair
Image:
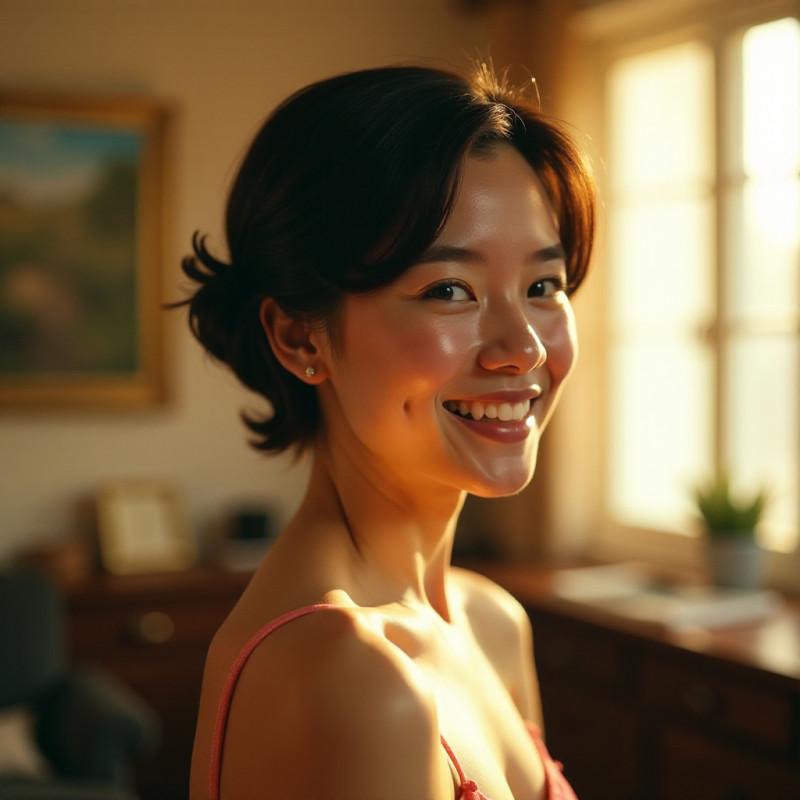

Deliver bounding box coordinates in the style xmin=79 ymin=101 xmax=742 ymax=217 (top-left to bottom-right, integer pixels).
xmin=0 ymin=568 xmax=160 ymax=800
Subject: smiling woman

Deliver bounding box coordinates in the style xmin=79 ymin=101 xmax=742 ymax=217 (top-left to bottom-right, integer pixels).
xmin=175 ymin=64 xmax=595 ymax=800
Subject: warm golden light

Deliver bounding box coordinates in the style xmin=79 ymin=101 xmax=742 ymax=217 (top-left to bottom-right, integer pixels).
xmin=743 ymin=18 xmax=800 ymax=177
xmin=607 ymin=41 xmax=715 ymax=532
xmin=606 ymin=18 xmax=800 ymax=552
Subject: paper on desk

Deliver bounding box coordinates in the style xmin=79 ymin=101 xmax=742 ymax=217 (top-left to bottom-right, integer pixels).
xmin=551 ymin=563 xmax=782 ymax=631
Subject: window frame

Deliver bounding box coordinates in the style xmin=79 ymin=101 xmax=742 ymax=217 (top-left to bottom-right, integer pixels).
xmin=561 ymin=0 xmax=800 ymax=589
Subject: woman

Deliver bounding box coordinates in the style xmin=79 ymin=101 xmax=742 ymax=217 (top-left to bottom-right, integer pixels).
xmin=183 ymin=64 xmax=594 ymax=800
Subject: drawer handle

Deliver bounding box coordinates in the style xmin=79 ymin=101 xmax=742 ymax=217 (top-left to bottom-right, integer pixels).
xmin=128 ymin=611 xmax=175 ymax=644
xmin=683 ymin=684 xmax=723 ymax=717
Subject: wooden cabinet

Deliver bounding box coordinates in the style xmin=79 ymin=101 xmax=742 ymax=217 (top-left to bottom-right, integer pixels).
xmin=475 ymin=563 xmax=800 ymax=800
xmin=642 ymin=657 xmax=795 ymax=753
xmin=656 ymin=725 xmax=800 ymax=800
xmin=642 ymin=656 xmax=800 ymax=800
xmin=63 ymin=569 xmax=250 ymax=800
xmin=531 ymin=607 xmax=644 ymax=798
xmin=63 ymin=563 xmax=800 ymax=800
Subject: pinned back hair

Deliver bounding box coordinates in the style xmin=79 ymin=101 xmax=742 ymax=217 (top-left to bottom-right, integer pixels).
xmin=177 ymin=63 xmax=595 ymax=455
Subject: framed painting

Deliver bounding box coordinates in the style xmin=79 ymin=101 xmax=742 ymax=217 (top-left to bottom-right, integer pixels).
xmin=0 ymin=93 xmax=169 ymax=408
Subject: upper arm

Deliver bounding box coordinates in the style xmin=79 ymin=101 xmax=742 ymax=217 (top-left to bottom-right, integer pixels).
xmin=215 ymin=609 xmax=453 ymax=800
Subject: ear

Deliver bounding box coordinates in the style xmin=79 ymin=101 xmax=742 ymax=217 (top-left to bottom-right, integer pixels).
xmin=259 ymin=298 xmax=328 ymax=383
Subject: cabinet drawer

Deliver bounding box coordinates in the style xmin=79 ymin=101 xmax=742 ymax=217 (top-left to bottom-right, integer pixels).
xmin=70 ymin=598 xmax=232 ymax=670
xmin=656 ymin=724 xmax=800 ymax=800
xmin=539 ymin=681 xmax=642 ymax=800
xmin=531 ymin=610 xmax=634 ymax=695
xmin=69 ymin=595 xmax=232 ymax=661
xmin=643 ymin=657 xmax=794 ymax=752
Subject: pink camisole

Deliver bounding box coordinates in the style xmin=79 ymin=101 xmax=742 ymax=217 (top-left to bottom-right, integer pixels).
xmin=208 ymin=604 xmax=578 ymax=800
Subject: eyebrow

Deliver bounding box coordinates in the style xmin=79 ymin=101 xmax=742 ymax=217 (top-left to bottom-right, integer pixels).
xmin=416 ymin=242 xmax=567 ymax=265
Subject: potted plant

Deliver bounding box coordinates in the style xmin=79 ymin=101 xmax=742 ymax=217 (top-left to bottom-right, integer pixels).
xmin=693 ymin=474 xmax=769 ymax=589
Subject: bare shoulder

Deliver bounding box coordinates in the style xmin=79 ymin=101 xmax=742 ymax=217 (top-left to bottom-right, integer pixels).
xmin=452 ymin=566 xmax=532 ymax=640
xmin=451 ymin=567 xmax=541 ymax=722
xmin=205 ymin=605 xmax=452 ymax=800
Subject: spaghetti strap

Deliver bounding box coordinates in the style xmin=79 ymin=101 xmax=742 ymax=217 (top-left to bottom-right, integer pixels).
xmin=207 ymin=602 xmax=482 ymax=800
xmin=526 ymin=722 xmax=578 ymax=800
xmin=207 ymin=603 xmax=577 ymax=800
xmin=208 ymin=603 xmax=338 ymax=800
xmin=440 ymin=734 xmax=490 ymax=800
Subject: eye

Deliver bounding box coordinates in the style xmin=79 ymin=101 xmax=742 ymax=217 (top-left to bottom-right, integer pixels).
xmin=528 ymin=276 xmax=568 ymax=299
xmin=422 ymin=280 xmax=474 ymax=302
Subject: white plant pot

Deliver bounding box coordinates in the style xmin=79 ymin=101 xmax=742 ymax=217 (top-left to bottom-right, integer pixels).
xmin=707 ymin=534 xmax=766 ymax=589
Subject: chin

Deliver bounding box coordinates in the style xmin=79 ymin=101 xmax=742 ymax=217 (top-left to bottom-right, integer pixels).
xmin=463 ymin=457 xmax=538 ymax=499
xmin=469 ymin=480 xmax=534 ymax=500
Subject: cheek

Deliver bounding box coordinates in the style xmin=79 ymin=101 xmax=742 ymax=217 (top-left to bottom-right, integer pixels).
xmin=336 ymin=310 xmax=479 ymax=425
xmin=542 ymin=308 xmax=578 ymax=386
xmin=396 ymin=318 xmax=477 ymax=378
xmin=352 ymin=313 xmax=477 ymax=388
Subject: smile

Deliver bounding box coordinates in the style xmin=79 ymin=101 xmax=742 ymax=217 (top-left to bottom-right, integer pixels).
xmin=443 ymin=399 xmax=531 ymax=422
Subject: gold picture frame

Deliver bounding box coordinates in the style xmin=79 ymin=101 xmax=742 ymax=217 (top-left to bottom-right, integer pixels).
xmin=96 ymin=480 xmax=196 ymax=576
xmin=0 ymin=93 xmax=169 ymax=408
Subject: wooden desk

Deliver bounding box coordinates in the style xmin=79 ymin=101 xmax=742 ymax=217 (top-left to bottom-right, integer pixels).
xmin=64 ymin=568 xmax=250 ymax=800
xmin=63 ymin=563 xmax=800 ymax=800
xmin=473 ymin=562 xmax=800 ymax=800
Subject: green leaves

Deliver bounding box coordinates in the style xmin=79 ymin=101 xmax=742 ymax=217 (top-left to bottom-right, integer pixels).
xmin=693 ymin=474 xmax=767 ymax=535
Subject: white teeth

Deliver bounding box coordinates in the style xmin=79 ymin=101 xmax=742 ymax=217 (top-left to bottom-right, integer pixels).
xmin=444 ymin=399 xmax=531 ymax=422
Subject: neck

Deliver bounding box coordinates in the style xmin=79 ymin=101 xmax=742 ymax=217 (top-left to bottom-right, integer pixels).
xmin=293 ymin=443 xmax=466 ymax=620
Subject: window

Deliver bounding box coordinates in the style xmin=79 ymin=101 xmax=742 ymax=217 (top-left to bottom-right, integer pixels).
xmin=605 ymin=12 xmax=800 ymax=552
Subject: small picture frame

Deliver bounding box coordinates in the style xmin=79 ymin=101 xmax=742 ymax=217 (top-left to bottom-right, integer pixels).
xmin=96 ymin=480 xmax=196 ymax=575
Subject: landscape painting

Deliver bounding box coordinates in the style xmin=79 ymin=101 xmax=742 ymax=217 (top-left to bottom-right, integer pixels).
xmin=0 ymin=96 xmax=167 ymax=407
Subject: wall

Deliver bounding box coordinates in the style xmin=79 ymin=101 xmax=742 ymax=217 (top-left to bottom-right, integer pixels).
xmin=0 ymin=0 xmax=495 ymax=561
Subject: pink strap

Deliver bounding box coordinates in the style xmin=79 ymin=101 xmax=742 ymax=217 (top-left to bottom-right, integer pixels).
xmin=527 ymin=722 xmax=578 ymax=800
xmin=442 ymin=724 xmax=573 ymax=800
xmin=440 ymin=734 xmax=489 ymax=800
xmin=208 ymin=603 xmax=338 ymax=800
xmin=208 ymin=602 xmax=481 ymax=800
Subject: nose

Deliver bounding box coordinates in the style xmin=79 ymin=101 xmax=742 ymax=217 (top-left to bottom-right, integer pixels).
xmin=477 ymin=305 xmax=547 ymax=373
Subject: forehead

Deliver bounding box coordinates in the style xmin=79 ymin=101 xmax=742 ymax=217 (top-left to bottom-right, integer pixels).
xmin=438 ymin=146 xmax=560 ymax=247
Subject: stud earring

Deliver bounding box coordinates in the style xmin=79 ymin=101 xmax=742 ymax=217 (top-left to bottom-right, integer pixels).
xmin=305 ymin=366 xmax=316 ymax=378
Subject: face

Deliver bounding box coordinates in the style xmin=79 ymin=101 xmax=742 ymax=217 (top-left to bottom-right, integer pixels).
xmin=312 ymin=145 xmax=578 ymax=499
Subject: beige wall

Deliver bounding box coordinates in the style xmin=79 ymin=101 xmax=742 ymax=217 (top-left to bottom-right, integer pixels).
xmin=0 ymin=0 xmax=497 ymax=560
xmin=0 ymin=0 xmax=589 ymax=567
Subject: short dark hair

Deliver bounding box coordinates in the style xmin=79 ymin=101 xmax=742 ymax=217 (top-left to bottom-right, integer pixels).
xmin=177 ymin=64 xmax=596 ymax=455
